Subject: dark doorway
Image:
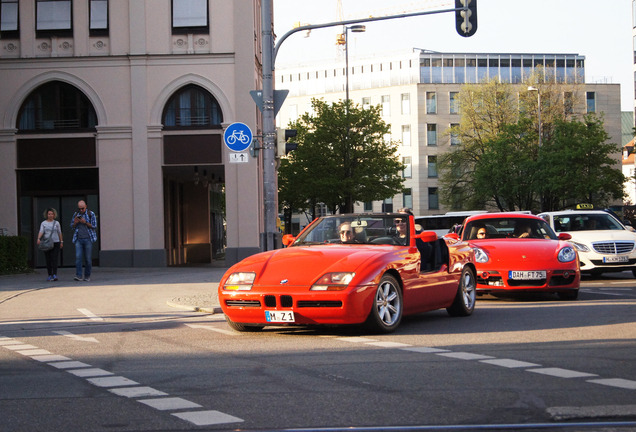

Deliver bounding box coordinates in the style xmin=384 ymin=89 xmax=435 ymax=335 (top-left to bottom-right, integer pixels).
xmin=18 ymin=169 xmax=99 ymax=268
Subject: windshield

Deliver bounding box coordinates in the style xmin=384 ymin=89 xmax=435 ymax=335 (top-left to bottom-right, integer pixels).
xmin=463 ymin=217 xmax=557 ymax=240
xmin=552 ymin=213 xmax=624 ymax=232
xmin=292 ymin=214 xmax=410 ymax=246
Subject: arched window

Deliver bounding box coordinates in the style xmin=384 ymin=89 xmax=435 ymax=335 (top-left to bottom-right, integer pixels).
xmin=17 ymin=81 xmax=97 ymax=131
xmin=162 ymin=85 xmax=223 ymax=128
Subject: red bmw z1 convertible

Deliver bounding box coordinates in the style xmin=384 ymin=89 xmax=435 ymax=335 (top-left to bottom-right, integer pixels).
xmin=219 ymin=213 xmax=477 ymax=333
xmin=448 ymin=213 xmax=580 ymax=300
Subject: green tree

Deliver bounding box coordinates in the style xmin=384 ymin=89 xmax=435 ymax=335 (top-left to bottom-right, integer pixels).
xmin=438 ymin=72 xmax=625 ymax=212
xmin=278 ymin=98 xmax=405 ymax=215
xmin=539 ymin=115 xmax=626 ymax=209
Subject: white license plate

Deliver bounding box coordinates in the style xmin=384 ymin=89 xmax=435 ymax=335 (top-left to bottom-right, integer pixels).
xmin=265 ymin=311 xmax=295 ymax=323
xmin=509 ymin=271 xmax=546 ymax=280
xmin=603 ymin=256 xmax=629 ymax=263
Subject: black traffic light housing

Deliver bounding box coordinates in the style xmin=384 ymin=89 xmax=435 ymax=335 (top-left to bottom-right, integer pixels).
xmin=455 ymin=0 xmax=477 ymax=37
xmin=276 ymin=128 xmax=298 ymax=157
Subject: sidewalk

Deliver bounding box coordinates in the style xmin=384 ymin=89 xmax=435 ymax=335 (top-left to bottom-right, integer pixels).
xmin=0 ymin=264 xmax=229 ymax=314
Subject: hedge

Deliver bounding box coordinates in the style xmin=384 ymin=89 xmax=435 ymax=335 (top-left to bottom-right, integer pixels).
xmin=0 ymin=235 xmax=30 ymax=275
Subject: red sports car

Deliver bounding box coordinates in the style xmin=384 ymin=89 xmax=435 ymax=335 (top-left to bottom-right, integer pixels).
xmin=449 ymin=213 xmax=580 ymax=300
xmin=219 ymin=213 xmax=477 ymax=333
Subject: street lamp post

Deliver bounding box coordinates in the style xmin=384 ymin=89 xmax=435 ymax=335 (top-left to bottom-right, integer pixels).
xmin=344 ymin=25 xmax=366 ymax=106
xmin=528 ymin=86 xmax=544 ymax=212
xmin=528 ymin=86 xmax=541 ymax=147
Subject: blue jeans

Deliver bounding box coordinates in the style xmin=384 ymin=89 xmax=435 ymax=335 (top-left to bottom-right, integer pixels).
xmin=75 ymin=239 xmax=93 ymax=278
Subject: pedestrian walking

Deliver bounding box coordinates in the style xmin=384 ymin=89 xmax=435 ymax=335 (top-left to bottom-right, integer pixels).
xmin=37 ymin=208 xmax=63 ymax=281
xmin=70 ymin=200 xmax=97 ymax=281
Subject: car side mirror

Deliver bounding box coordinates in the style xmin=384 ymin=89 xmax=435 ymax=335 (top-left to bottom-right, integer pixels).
xmin=414 ymin=231 xmax=438 ymax=242
xmin=625 ymin=226 xmax=635 ymax=232
xmin=282 ymin=234 xmax=295 ymax=246
xmin=558 ymin=233 xmax=572 ymax=240
xmin=445 ymin=233 xmax=459 ymax=240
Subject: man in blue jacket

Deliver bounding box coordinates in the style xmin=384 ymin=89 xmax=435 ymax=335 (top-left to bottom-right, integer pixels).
xmin=71 ymin=200 xmax=97 ymax=281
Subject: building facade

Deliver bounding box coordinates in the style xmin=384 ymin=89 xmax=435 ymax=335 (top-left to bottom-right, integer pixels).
xmin=0 ymin=0 xmax=265 ymax=268
xmin=276 ymin=49 xmax=622 ymax=217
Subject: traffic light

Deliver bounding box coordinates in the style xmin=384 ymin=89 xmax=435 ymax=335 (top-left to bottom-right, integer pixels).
xmin=276 ymin=128 xmax=298 ymax=157
xmin=455 ymin=0 xmax=477 ymax=37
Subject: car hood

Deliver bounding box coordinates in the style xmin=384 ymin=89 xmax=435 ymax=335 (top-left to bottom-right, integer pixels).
xmin=562 ymin=230 xmax=636 ymax=243
xmin=472 ymin=239 xmax=565 ymax=263
xmin=228 ymin=245 xmax=397 ymax=287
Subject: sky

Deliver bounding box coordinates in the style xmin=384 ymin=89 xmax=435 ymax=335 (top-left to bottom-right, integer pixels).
xmin=273 ymin=0 xmax=634 ymax=111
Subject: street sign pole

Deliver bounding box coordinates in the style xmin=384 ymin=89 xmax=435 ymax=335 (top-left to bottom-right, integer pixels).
xmin=259 ymin=1 xmax=467 ymax=252
xmin=261 ymin=0 xmax=277 ymax=251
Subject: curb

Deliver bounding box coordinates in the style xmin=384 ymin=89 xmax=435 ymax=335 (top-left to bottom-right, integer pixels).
xmin=165 ymin=301 xmax=223 ymax=315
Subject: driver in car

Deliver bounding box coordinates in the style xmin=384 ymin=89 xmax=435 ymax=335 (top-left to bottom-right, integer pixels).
xmin=339 ymin=222 xmax=356 ymax=243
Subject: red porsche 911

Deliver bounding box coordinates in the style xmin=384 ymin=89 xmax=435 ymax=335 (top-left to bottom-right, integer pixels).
xmin=449 ymin=213 xmax=580 ymax=300
xmin=219 ymin=213 xmax=477 ymax=333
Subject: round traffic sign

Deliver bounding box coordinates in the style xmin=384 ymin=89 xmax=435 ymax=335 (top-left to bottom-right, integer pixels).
xmin=223 ymin=122 xmax=253 ymax=152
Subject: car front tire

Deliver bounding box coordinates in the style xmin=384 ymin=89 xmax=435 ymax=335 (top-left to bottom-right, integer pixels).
xmin=446 ymin=266 xmax=476 ymax=317
xmin=225 ymin=316 xmax=264 ymax=332
xmin=365 ymin=274 xmax=403 ymax=334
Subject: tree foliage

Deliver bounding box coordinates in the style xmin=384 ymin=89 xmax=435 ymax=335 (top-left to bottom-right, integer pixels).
xmin=278 ymin=98 xmax=405 ymax=216
xmin=439 ymin=72 xmax=624 ymax=212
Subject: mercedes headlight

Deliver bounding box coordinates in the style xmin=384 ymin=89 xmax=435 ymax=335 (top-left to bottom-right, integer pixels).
xmin=569 ymin=242 xmax=590 ymax=253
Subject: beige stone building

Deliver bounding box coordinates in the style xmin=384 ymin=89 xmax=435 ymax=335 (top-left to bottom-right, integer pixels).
xmin=0 ymin=0 xmax=266 ymax=268
xmin=277 ymin=49 xmax=622 ymax=218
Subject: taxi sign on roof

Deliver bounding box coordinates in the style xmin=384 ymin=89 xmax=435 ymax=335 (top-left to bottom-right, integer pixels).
xmin=576 ymin=203 xmax=594 ymax=210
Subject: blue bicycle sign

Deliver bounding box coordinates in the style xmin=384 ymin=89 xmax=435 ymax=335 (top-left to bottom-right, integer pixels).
xmin=224 ymin=122 xmax=253 ymax=152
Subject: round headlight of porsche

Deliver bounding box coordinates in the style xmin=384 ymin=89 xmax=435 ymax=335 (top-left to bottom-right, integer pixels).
xmin=558 ymin=246 xmax=576 ymax=263
xmin=569 ymin=242 xmax=590 ymax=252
xmin=311 ymin=272 xmax=355 ymax=291
xmin=223 ymin=272 xmax=256 ymax=290
xmin=473 ymin=247 xmax=489 ymax=263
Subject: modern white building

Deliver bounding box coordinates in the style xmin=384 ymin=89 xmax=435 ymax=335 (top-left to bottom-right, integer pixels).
xmin=276 ymin=49 xmax=622 ymax=217
xmin=0 ymin=0 xmax=267 ymax=268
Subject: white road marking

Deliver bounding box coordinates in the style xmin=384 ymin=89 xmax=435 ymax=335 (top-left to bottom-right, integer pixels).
xmin=4 ymin=344 xmax=38 ymax=350
xmin=86 ymin=376 xmax=139 ymax=387
xmin=480 ymin=359 xmax=542 ymax=368
xmin=53 ymin=330 xmax=99 ymax=343
xmin=48 ymin=361 xmax=91 ymax=369
xmin=579 ymin=290 xmax=625 ymax=296
xmin=436 ymin=352 xmax=495 ymax=360
xmin=401 ymin=347 xmax=451 ymax=353
xmin=366 ymin=341 xmax=411 ymax=348
xmin=588 ymin=378 xmax=636 ymax=390
xmin=186 ymin=324 xmax=238 ymax=336
xmin=17 ymin=349 xmax=51 ymax=356
xmin=31 ymin=354 xmax=71 ymax=362
xmin=0 ymin=340 xmax=23 ymax=345
xmin=527 ymin=368 xmax=598 ymax=378
xmin=77 ymin=308 xmax=104 ymax=321
xmin=67 ymin=368 xmax=114 ymax=378
xmin=138 ymin=397 xmax=202 ymax=411
xmin=172 ymin=410 xmax=244 ymax=426
xmin=335 ymin=337 xmax=378 ymax=343
xmin=109 ymin=387 xmax=169 ymax=398
xmin=547 ymin=404 xmax=636 ymax=420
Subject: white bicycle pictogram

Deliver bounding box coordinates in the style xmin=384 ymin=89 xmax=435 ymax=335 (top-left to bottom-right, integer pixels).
xmin=227 ymin=130 xmax=251 ymax=145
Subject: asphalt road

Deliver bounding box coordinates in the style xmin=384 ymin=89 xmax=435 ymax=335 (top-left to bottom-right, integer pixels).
xmin=1 ymin=267 xmax=635 ymax=432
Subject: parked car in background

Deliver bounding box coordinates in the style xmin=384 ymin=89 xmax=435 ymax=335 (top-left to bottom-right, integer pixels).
xmin=219 ymin=213 xmax=477 ymax=334
xmin=538 ymin=210 xmax=636 ymax=277
xmin=448 ymin=213 xmax=580 ymax=300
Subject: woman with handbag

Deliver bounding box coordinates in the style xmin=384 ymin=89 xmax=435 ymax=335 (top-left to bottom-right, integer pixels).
xmin=37 ymin=208 xmax=63 ymax=281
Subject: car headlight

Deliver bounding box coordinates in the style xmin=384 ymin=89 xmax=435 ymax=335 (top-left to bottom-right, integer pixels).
xmin=223 ymin=272 xmax=256 ymax=290
xmin=569 ymin=242 xmax=590 ymax=252
xmin=473 ymin=247 xmax=489 ymax=263
xmin=558 ymin=246 xmax=576 ymax=263
xmin=311 ymin=272 xmax=355 ymax=291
